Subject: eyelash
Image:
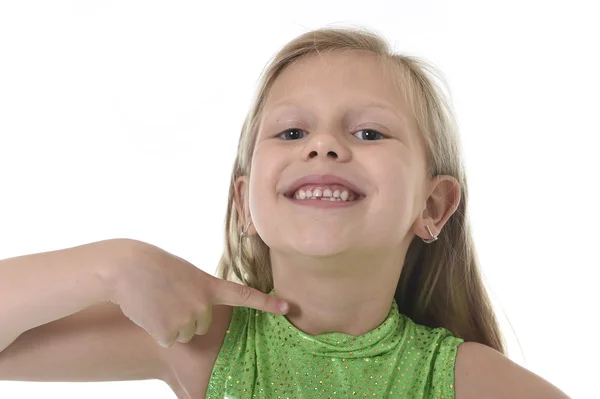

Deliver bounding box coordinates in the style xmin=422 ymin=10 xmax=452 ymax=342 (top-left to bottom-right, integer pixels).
xmin=277 ymin=128 xmax=386 ymax=141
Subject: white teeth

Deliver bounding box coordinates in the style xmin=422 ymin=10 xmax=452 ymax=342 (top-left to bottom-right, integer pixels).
xmin=292 ymin=188 xmax=355 ymax=201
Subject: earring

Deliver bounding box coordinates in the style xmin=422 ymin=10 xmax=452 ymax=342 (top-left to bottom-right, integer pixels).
xmin=422 ymin=225 xmax=438 ymax=244
xmin=238 ymin=221 xmax=252 ymax=264
xmin=240 ymin=221 xmax=252 ymax=238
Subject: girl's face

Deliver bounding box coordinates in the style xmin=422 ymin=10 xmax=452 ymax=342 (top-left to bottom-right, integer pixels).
xmin=240 ymin=51 xmax=429 ymax=258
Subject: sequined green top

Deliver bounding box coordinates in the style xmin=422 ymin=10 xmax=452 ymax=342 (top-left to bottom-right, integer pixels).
xmin=206 ymin=290 xmax=464 ymax=398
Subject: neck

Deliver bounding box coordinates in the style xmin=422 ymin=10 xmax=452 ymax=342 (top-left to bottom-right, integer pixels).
xmin=270 ymin=249 xmax=405 ymax=336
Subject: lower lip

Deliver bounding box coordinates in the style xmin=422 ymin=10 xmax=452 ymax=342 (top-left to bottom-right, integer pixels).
xmin=285 ymin=196 xmax=364 ymax=208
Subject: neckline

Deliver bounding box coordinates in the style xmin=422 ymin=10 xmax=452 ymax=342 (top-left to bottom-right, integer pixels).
xmin=264 ymin=289 xmax=405 ymax=358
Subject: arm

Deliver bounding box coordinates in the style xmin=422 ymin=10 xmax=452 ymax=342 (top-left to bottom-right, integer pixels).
xmin=0 ymin=239 xmax=126 ymax=352
xmin=0 ymin=239 xmax=169 ymax=384
xmin=454 ymin=342 xmax=571 ymax=399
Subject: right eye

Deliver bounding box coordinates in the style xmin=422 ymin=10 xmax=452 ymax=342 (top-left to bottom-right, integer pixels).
xmin=277 ymin=128 xmax=307 ymax=140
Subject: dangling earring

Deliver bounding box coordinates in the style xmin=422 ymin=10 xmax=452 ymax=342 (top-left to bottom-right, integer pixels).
xmin=238 ymin=221 xmax=252 ymax=263
xmin=240 ymin=221 xmax=252 ymax=238
xmin=422 ymin=225 xmax=438 ymax=244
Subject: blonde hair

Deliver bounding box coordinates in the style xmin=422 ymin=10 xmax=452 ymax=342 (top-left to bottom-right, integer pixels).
xmin=216 ymin=26 xmax=506 ymax=354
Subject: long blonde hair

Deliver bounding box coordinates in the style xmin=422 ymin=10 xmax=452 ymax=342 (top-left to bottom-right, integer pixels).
xmin=216 ymin=26 xmax=506 ymax=354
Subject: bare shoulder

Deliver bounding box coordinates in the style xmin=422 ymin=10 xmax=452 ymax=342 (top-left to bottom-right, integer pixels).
xmin=159 ymin=304 xmax=233 ymax=398
xmin=454 ymin=342 xmax=571 ymax=399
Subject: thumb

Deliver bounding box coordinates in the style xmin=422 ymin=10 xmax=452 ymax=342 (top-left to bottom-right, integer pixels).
xmin=211 ymin=279 xmax=289 ymax=314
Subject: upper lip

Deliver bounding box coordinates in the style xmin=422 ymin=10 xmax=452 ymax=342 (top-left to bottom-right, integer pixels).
xmin=284 ymin=174 xmax=366 ymax=197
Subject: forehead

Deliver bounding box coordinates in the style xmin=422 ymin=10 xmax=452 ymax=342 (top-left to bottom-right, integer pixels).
xmin=263 ymin=51 xmax=408 ymax=113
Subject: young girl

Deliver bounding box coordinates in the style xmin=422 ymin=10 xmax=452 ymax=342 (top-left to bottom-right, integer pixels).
xmin=0 ymin=27 xmax=570 ymax=399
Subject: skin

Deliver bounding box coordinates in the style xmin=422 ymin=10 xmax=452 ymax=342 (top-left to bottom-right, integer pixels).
xmin=235 ymin=50 xmax=460 ymax=337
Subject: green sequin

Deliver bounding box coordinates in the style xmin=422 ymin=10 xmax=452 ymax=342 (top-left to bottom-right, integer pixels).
xmin=206 ymin=290 xmax=463 ymax=398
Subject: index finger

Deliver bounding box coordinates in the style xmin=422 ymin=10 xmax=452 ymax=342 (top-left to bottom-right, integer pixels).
xmin=210 ymin=278 xmax=289 ymax=314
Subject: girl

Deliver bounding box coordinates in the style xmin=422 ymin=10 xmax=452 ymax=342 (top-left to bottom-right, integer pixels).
xmin=0 ymin=27 xmax=570 ymax=398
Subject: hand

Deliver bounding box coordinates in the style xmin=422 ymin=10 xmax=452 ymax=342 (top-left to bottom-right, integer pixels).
xmin=108 ymin=239 xmax=288 ymax=348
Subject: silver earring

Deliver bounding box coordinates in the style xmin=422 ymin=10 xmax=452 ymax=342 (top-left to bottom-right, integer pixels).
xmin=240 ymin=221 xmax=252 ymax=238
xmin=238 ymin=221 xmax=252 ymax=264
xmin=422 ymin=225 xmax=438 ymax=244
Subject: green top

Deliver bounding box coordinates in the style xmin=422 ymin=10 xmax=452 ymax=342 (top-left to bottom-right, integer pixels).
xmin=206 ymin=290 xmax=464 ymax=398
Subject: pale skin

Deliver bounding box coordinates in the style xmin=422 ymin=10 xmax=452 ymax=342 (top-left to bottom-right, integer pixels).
xmin=0 ymin=51 xmax=570 ymax=398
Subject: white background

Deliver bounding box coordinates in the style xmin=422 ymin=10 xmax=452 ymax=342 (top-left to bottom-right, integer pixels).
xmin=1 ymin=1 xmax=597 ymax=398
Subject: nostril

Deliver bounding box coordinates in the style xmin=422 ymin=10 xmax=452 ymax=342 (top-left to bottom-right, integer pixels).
xmin=308 ymin=150 xmax=338 ymax=158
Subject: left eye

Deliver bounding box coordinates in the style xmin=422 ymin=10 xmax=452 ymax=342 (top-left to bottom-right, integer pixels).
xmin=353 ymin=129 xmax=384 ymax=141
xmin=278 ymin=128 xmax=307 ymax=140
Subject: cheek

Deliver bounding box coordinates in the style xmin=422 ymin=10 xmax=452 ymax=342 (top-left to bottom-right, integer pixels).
xmin=247 ymin=145 xmax=284 ymax=239
xmin=370 ymin=150 xmax=410 ymax=200
xmin=248 ymin=144 xmax=280 ymax=199
xmin=367 ymin=154 xmax=416 ymax=237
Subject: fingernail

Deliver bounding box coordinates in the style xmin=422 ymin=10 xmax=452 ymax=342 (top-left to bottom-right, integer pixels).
xmin=279 ymin=301 xmax=289 ymax=313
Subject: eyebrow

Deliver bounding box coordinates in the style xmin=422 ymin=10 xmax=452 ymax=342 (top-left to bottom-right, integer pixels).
xmin=262 ymin=99 xmax=407 ymax=127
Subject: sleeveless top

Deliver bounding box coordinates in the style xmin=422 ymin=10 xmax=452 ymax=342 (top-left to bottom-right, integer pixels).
xmin=206 ymin=290 xmax=464 ymax=398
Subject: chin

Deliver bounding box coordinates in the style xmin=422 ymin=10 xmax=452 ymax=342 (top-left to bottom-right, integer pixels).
xmin=293 ymin=246 xmax=344 ymax=258
xmin=289 ymin=236 xmax=350 ymax=258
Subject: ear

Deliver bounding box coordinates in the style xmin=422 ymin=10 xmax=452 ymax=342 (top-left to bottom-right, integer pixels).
xmin=417 ymin=175 xmax=461 ymax=240
xmin=234 ymin=175 xmax=257 ymax=236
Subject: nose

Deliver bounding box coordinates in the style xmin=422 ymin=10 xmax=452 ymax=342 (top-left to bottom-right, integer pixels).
xmin=303 ymin=131 xmax=351 ymax=162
